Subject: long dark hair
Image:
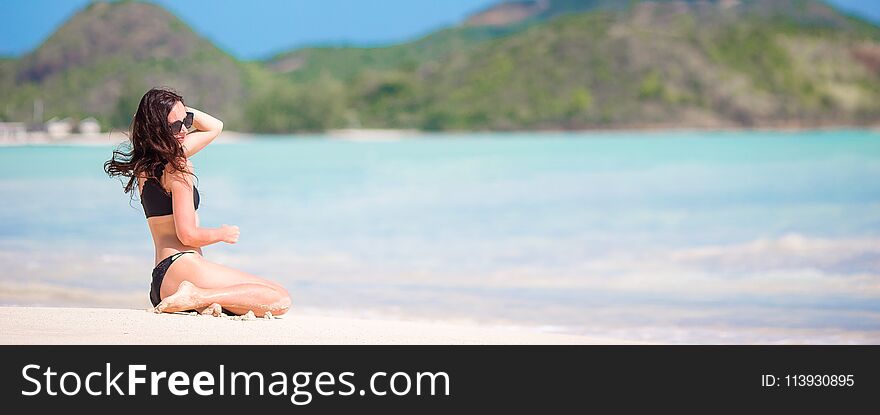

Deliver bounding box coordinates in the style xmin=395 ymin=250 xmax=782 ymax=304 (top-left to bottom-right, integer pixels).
xmin=104 ymin=87 xmax=193 ymax=198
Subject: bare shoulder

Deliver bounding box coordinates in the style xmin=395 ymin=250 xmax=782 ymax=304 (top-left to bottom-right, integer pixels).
xmin=165 ymin=158 xmax=195 ymax=185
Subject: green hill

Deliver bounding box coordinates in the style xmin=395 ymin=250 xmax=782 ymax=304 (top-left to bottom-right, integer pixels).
xmin=262 ymin=0 xmax=880 ymax=131
xmin=1 ymin=0 xmax=879 ymax=132
xmin=375 ymin=1 xmax=880 ymax=130
xmin=1 ymin=1 xmax=278 ymax=130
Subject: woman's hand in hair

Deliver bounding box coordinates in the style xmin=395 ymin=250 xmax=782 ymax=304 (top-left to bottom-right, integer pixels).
xmin=180 ymin=106 xmax=224 ymax=158
xmin=188 ymin=107 xmax=223 ymax=132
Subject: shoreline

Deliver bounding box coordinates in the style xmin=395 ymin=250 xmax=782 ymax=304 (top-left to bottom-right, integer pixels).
xmin=0 ymin=306 xmax=641 ymax=345
xmin=2 ymin=123 xmax=878 ymax=146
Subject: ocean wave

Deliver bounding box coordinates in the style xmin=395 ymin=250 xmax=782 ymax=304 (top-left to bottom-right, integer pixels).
xmin=669 ymin=232 xmax=880 ymax=274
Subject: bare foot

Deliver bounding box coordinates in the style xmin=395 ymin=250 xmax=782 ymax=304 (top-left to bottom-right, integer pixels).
xmin=200 ymin=303 xmax=223 ymax=317
xmin=154 ymin=281 xmax=203 ymax=314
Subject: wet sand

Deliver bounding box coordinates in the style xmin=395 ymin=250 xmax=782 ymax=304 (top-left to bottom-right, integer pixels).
xmin=0 ymin=307 xmax=640 ymax=345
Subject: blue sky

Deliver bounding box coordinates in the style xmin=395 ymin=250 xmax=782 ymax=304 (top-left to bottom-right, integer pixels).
xmin=1 ymin=0 xmax=878 ymax=60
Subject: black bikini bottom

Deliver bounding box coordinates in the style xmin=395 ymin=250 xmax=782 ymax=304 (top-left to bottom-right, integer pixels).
xmin=149 ymin=251 xmax=197 ymax=307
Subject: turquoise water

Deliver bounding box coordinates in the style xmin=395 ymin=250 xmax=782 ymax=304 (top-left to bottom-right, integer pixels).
xmin=1 ymin=130 xmax=879 ymax=343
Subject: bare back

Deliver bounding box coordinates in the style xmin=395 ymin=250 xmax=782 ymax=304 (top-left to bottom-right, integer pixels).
xmin=137 ymin=165 xmax=202 ymax=266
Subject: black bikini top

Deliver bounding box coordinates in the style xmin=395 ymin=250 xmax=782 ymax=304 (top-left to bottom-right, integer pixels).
xmin=141 ymin=163 xmax=200 ymax=218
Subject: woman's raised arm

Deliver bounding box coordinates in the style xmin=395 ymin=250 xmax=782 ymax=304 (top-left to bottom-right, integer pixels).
xmin=181 ymin=107 xmax=223 ymax=158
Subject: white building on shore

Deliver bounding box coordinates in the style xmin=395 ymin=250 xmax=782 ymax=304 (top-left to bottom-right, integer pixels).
xmin=46 ymin=117 xmax=74 ymax=139
xmin=2 ymin=116 xmax=104 ymax=143
xmin=78 ymin=117 xmax=101 ymax=134
xmin=0 ymin=122 xmax=28 ymax=142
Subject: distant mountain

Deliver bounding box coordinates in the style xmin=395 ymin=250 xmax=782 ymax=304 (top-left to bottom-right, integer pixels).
xmin=388 ymin=0 xmax=880 ymax=129
xmin=1 ymin=0 xmax=879 ymax=132
xmin=270 ymin=0 xmax=880 ymax=130
xmin=1 ymin=1 xmax=268 ymax=130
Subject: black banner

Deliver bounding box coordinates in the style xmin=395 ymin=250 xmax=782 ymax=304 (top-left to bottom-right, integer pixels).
xmin=1 ymin=346 xmax=875 ymax=412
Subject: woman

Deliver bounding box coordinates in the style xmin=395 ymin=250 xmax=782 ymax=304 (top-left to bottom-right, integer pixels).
xmin=104 ymin=87 xmax=291 ymax=317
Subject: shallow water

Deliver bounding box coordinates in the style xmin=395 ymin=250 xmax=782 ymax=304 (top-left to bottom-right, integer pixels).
xmin=1 ymin=130 xmax=879 ymax=343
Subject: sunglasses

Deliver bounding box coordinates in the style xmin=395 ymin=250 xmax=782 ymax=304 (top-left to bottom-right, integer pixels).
xmin=169 ymin=112 xmax=194 ymax=134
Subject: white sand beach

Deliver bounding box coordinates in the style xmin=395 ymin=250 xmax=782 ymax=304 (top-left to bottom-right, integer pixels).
xmin=0 ymin=307 xmax=638 ymax=345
